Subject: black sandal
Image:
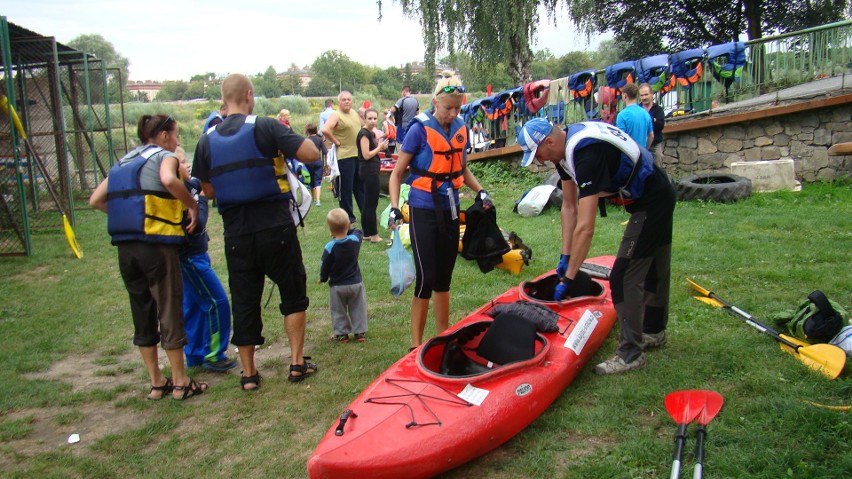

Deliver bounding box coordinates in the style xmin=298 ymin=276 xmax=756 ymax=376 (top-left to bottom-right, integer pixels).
xmin=240 ymin=371 xmax=261 ymax=391
xmin=172 ymin=378 xmax=208 ymax=401
xmin=147 ymin=377 xmax=173 ymax=401
xmin=288 ymin=357 xmax=318 ymax=383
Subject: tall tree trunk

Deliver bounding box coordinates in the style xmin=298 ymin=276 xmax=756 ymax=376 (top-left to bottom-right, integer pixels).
xmin=508 ymin=32 xmax=532 ymax=85
xmin=743 ymin=0 xmax=768 ymax=90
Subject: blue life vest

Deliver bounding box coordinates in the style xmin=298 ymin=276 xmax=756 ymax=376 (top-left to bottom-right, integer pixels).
xmin=207 ymin=115 xmax=292 ymax=210
xmin=202 ymin=111 xmax=224 ymax=134
xmin=106 ymin=146 xmax=186 ymax=245
xmin=562 ymin=121 xmax=654 ymax=200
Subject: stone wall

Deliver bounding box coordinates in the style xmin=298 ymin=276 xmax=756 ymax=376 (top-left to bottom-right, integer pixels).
xmin=662 ymin=103 xmax=852 ymax=181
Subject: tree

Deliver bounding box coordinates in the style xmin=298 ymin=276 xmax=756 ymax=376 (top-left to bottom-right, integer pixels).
xmin=554 ymin=51 xmax=595 ymax=78
xmin=380 ymin=0 xmax=547 ymax=86
xmin=311 ymin=51 xmax=369 ymax=93
xmin=371 ymin=67 xmax=404 ymax=98
xmin=305 ymin=76 xmax=337 ymax=97
xmin=566 ymin=0 xmax=849 ymax=56
xmin=67 ymin=33 xmax=130 ymax=104
xmin=253 ymin=66 xmax=283 ymax=98
xmin=156 ymin=80 xmax=189 ymax=101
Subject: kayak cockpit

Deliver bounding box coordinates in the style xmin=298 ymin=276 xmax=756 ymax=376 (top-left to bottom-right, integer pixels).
xmin=419 ymin=318 xmax=548 ymax=380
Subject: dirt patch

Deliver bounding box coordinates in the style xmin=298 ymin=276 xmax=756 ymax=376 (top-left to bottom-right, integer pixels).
xmin=4 ymin=343 xmax=292 ymax=463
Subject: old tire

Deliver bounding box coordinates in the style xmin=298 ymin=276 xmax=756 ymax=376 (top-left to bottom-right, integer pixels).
xmin=676 ymin=173 xmax=752 ymax=202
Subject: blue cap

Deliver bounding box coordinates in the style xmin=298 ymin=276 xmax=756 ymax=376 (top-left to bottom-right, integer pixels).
xmin=517 ymin=118 xmax=554 ymax=167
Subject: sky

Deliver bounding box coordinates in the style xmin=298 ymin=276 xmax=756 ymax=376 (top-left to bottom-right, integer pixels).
xmin=4 ymin=0 xmax=603 ymax=82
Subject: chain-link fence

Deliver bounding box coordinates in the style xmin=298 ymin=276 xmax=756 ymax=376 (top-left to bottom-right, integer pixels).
xmin=1 ymin=17 xmax=126 ymax=256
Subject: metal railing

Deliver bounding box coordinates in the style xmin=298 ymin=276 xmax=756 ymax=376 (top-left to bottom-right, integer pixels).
xmin=467 ymin=20 xmax=852 ymax=151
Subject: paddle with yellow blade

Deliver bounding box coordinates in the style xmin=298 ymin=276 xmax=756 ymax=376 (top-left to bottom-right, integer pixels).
xmin=687 ymin=278 xmax=845 ymax=379
xmin=1 ymin=95 xmax=82 ymax=258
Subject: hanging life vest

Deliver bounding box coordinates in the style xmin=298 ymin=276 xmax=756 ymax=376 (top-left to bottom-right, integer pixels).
xmin=568 ymin=71 xmax=596 ymax=100
xmin=670 ymin=48 xmax=706 ymax=89
xmin=207 ymin=115 xmax=292 ymax=211
xmin=707 ymin=41 xmax=747 ymax=83
xmin=106 ymin=145 xmax=186 ymax=245
xmin=561 ymin=121 xmax=654 ymax=202
xmin=605 ymin=61 xmax=636 ymax=97
xmin=407 ymin=112 xmax=468 ymax=228
xmin=635 ymin=54 xmax=671 ymax=94
xmin=523 ymin=80 xmax=551 ymax=114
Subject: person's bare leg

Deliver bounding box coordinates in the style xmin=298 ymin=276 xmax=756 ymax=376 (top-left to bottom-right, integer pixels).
xmin=286 ymin=311 xmax=315 ymax=378
xmin=410 ymin=297 xmax=430 ymax=348
xmin=139 ymin=345 xmax=168 ymax=399
xmin=238 ymin=345 xmax=258 ymax=390
xmin=164 ymin=347 xmax=187 ymax=386
xmin=433 ymin=291 xmax=450 ymax=334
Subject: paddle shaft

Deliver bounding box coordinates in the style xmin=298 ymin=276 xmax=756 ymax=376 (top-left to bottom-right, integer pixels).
xmin=670 ymin=423 xmax=689 ymax=479
xmin=693 ymin=426 xmax=708 ymax=479
xmin=705 ymin=291 xmax=803 ymax=352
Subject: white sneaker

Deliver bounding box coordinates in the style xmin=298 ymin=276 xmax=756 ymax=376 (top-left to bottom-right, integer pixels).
xmin=642 ymin=330 xmax=667 ymax=350
xmin=594 ymin=354 xmax=647 ymax=375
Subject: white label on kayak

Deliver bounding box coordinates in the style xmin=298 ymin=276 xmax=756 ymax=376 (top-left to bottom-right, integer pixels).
xmin=564 ymin=309 xmax=598 ymax=354
xmin=515 ymin=383 xmax=533 ymax=397
xmin=458 ymin=384 xmax=489 ymax=406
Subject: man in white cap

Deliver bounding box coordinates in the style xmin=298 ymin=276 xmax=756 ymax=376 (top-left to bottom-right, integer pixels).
xmin=516 ymin=118 xmax=676 ymax=374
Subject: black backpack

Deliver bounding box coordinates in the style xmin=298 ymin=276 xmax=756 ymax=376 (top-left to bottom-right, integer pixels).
xmin=773 ymin=290 xmax=848 ymax=342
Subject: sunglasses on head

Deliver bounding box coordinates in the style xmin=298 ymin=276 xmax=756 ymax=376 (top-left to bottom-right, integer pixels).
xmin=440 ymin=85 xmax=466 ymax=94
xmin=155 ymin=115 xmax=174 ymax=134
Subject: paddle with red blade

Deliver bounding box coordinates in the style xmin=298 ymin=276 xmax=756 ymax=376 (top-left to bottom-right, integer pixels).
xmin=692 ymin=391 xmax=724 ymax=479
xmin=665 ymin=390 xmax=705 ymax=479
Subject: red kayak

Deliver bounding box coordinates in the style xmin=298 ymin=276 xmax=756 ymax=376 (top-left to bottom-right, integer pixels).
xmin=308 ymin=256 xmax=618 ymax=479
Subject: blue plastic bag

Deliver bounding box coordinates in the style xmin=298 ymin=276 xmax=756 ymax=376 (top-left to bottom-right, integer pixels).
xmin=387 ymin=228 xmax=415 ymax=297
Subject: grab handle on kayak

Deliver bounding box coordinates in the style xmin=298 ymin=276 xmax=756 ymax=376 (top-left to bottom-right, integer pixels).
xmin=335 ymin=409 xmax=358 ymax=436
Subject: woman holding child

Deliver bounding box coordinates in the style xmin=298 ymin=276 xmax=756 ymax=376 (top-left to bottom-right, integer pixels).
xmin=89 ymin=115 xmax=208 ymax=400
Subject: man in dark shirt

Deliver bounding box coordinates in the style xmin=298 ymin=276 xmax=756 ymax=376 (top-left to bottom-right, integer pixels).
xmin=517 ymin=118 xmax=675 ymax=375
xmin=639 ymin=83 xmax=666 ymax=167
xmin=193 ymin=73 xmax=320 ymax=389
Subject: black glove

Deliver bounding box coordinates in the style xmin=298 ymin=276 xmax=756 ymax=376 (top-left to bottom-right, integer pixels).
xmin=388 ymin=207 xmax=403 ymax=228
xmin=476 ymin=189 xmax=493 ymax=209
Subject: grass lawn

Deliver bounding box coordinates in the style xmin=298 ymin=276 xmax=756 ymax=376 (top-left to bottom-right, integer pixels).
xmin=0 ymin=165 xmax=849 ymax=478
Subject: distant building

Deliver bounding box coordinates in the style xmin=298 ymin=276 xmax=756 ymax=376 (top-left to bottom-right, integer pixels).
xmin=405 ymin=61 xmax=452 ymax=80
xmin=127 ymin=80 xmax=163 ymax=101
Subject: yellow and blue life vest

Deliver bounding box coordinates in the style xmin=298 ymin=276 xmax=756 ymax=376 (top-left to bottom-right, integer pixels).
xmin=207 ymin=115 xmax=292 ymax=210
xmin=106 ymin=146 xmax=185 ymax=245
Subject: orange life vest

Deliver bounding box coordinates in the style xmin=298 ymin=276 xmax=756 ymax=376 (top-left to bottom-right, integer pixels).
xmin=383 ymin=120 xmax=397 ymax=140
xmin=408 ymin=113 xmax=467 ymax=195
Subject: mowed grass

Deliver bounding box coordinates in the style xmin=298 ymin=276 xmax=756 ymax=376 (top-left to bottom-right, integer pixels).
xmin=0 ymin=164 xmax=849 ymax=478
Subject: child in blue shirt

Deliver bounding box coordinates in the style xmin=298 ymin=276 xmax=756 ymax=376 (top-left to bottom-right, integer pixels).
xmin=320 ymin=208 xmax=367 ymax=342
xmin=176 ymin=147 xmax=236 ymax=371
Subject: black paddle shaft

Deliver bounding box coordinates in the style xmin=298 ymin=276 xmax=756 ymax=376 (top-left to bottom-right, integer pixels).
xmin=672 ymin=423 xmax=689 ymax=466
xmin=694 ymin=426 xmax=708 ymax=469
